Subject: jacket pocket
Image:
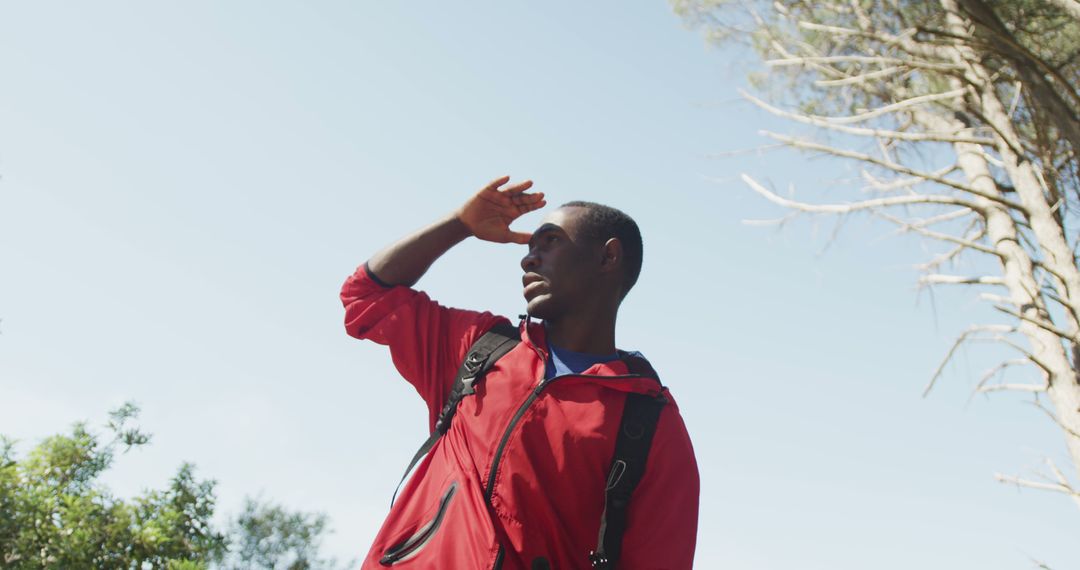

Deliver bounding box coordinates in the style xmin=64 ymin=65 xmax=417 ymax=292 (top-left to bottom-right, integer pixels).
xmin=379 ymin=481 xmax=458 ymax=566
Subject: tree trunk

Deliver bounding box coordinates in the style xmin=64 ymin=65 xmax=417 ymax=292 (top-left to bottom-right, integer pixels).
xmin=942 ymin=0 xmax=1080 ymax=481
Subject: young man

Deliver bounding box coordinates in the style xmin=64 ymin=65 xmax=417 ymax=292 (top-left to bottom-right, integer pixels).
xmin=341 ymin=176 xmax=698 ymax=569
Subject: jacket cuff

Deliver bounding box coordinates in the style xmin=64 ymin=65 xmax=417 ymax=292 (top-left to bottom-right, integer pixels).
xmin=364 ymin=261 xmax=395 ymax=289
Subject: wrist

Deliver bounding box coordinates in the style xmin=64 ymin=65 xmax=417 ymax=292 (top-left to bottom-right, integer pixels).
xmin=446 ymin=211 xmax=473 ymax=242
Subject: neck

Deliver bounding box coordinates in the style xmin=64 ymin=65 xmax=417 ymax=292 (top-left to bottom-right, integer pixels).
xmin=543 ymin=306 xmax=618 ymax=354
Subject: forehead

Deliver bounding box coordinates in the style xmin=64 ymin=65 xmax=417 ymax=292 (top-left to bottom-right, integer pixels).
xmin=536 ymin=206 xmax=589 ymax=235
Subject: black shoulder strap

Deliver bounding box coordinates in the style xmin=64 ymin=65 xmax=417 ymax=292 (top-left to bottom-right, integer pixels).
xmin=390 ymin=320 xmax=519 ymax=506
xmin=590 ymin=358 xmax=666 ymax=570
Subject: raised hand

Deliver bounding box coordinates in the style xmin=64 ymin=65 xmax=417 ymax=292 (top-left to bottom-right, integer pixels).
xmin=457 ymin=176 xmax=546 ymax=244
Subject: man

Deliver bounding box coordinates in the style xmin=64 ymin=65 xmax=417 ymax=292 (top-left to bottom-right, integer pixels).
xmin=341 ymin=176 xmax=698 ymax=569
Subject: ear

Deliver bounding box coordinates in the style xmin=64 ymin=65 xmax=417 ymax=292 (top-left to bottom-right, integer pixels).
xmin=599 ymin=238 xmax=623 ymax=274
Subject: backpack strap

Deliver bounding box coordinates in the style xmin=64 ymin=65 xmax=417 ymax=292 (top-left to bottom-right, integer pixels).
xmin=589 ymin=357 xmax=666 ymax=569
xmin=390 ymin=320 xmax=520 ymax=506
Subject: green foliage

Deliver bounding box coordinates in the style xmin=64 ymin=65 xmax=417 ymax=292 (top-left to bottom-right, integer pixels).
xmin=0 ymin=404 xmax=345 ymax=570
xmin=223 ymin=499 xmax=343 ymax=570
xmin=0 ymin=404 xmax=226 ymax=568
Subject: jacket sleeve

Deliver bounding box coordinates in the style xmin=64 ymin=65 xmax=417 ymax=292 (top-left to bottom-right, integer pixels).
xmin=340 ymin=263 xmax=510 ymax=432
xmin=619 ymin=396 xmax=700 ymax=570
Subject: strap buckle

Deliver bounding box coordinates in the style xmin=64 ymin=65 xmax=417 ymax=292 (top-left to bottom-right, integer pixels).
xmin=588 ymin=551 xmax=610 ymax=568
xmin=460 ymin=352 xmax=487 ymax=395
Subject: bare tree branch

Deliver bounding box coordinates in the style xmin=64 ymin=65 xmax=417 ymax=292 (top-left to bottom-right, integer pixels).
xmin=905 ymin=207 xmax=977 ymax=229
xmin=999 ymin=337 xmax=1055 ymax=374
xmin=876 ymin=211 xmax=999 ymax=258
xmin=704 ymin=143 xmax=787 ymax=158
xmin=920 ymin=242 xmax=968 ymax=273
xmin=994 ymin=473 xmax=1080 ymax=500
xmin=741 ymin=212 xmax=799 ymax=227
xmin=861 ymin=167 xmax=963 ymax=193
xmin=920 ymin=274 xmax=1006 ymax=285
xmin=979 ymin=292 xmax=1017 ymax=305
xmin=972 ymin=358 xmax=1036 ymax=397
xmin=740 ymin=173 xmax=981 ymax=213
xmin=796 ymin=19 xmax=953 ymax=60
xmin=924 ymin=324 xmax=1017 ymax=396
xmin=766 ymin=54 xmax=963 ymax=71
xmin=978 ymin=383 xmax=1047 ymax=393
xmin=741 ymin=89 xmax=996 ymax=144
xmin=996 ymin=459 xmax=1080 ymax=512
xmin=815 ymin=66 xmax=905 ymax=87
xmin=1029 ymin=399 xmax=1080 ymax=441
xmin=811 ymin=88 xmax=966 ymax=125
xmin=761 ymin=131 xmax=1028 ymax=211
xmin=993 ymin=304 xmax=1080 ymax=343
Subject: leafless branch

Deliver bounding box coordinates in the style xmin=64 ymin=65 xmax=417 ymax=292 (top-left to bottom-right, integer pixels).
xmin=742 ymin=212 xmax=799 ymax=227
xmin=920 ymin=274 xmax=1006 ymax=286
xmin=1029 ymin=399 xmax=1080 ymax=441
xmin=972 ymin=358 xmax=1036 ymax=397
xmin=815 ymin=66 xmax=905 ymax=87
xmin=979 ymin=292 xmax=1017 ymax=306
xmin=704 ymin=143 xmax=787 ymax=158
xmin=831 ymin=89 xmax=966 ymax=125
xmin=765 ymin=54 xmax=962 ymax=72
xmin=761 ymin=131 xmax=1027 ymax=211
xmin=1037 ymin=285 xmax=1080 ymax=329
xmin=795 ymin=19 xmax=950 ymax=60
xmin=993 ymin=304 xmax=1080 ymax=343
xmin=978 ymin=383 xmax=1047 ymax=393
xmin=875 ymin=212 xmax=999 ymax=258
xmin=921 ymin=243 xmax=967 ymax=273
xmin=996 ymin=456 xmax=1080 ymax=511
xmin=994 ymin=473 xmax=1080 ymax=501
xmin=999 ymin=337 xmax=1055 ymax=374
xmin=924 ymin=324 xmax=1017 ymax=396
xmin=906 ymin=207 xmax=977 ymax=229
xmin=740 ymin=174 xmax=981 ymax=213
xmin=861 ymin=167 xmax=963 ymax=193
xmin=740 ymin=89 xmax=995 ymax=144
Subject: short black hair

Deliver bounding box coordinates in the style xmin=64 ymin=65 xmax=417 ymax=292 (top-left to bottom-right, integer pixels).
xmin=561 ymin=201 xmax=643 ymax=297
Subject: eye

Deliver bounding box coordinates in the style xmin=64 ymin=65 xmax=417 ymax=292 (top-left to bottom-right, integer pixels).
xmin=546 ymin=234 xmax=559 ymax=244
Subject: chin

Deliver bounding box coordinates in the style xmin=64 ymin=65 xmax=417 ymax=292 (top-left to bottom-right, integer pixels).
xmin=525 ymin=296 xmax=559 ymax=320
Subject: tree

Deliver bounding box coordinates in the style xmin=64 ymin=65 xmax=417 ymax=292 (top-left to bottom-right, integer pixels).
xmin=223 ymin=500 xmax=340 ymax=570
xmin=673 ymin=0 xmax=1080 ymax=511
xmin=0 ymin=404 xmax=347 ymax=569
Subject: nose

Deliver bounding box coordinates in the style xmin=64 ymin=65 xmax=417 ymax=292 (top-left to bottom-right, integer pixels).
xmin=521 ymin=248 xmax=540 ymax=272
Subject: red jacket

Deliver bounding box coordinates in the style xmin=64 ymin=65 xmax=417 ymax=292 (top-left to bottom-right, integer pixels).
xmin=342 ymin=265 xmax=699 ymax=569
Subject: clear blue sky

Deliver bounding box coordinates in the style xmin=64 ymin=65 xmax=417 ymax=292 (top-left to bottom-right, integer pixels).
xmin=2 ymin=1 xmax=1077 ymax=568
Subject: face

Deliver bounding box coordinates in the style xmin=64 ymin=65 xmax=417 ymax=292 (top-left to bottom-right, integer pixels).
xmin=520 ymin=207 xmax=601 ymax=320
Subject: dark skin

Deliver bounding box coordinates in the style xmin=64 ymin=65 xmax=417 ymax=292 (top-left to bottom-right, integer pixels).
xmin=367 ymin=176 xmax=628 ymax=355
xmin=521 ymin=207 xmax=625 ymax=354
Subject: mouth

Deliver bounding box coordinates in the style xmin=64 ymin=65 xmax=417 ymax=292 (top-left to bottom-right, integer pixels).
xmin=522 ymin=273 xmax=546 ymax=298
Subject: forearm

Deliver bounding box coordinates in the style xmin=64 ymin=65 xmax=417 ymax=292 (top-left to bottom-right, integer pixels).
xmin=366 ymin=211 xmax=472 ymax=287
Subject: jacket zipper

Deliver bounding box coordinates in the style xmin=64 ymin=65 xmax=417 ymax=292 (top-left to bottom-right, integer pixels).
xmin=487 ymin=331 xmax=658 ymax=568
xmin=380 ymin=481 xmax=458 ymax=566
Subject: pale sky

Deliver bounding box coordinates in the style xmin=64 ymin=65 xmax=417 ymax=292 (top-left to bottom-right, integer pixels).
xmin=2 ymin=1 xmax=1078 ymax=568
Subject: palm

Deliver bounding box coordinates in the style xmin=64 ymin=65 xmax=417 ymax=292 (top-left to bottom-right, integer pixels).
xmin=459 ymin=176 xmax=546 ymax=244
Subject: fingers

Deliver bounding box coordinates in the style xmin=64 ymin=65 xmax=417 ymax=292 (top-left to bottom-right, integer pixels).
xmin=510 ymin=190 xmax=545 ymax=207
xmin=478 ymin=175 xmax=546 ymax=221
xmin=482 ymin=175 xmax=512 ymax=193
xmin=501 ymin=179 xmax=533 ymax=194
xmin=485 ymin=176 xmax=545 ymax=210
xmin=504 ymin=194 xmax=546 ymax=217
xmin=483 ymin=176 xmax=532 ymax=195
xmin=507 ymin=231 xmax=533 ymax=245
